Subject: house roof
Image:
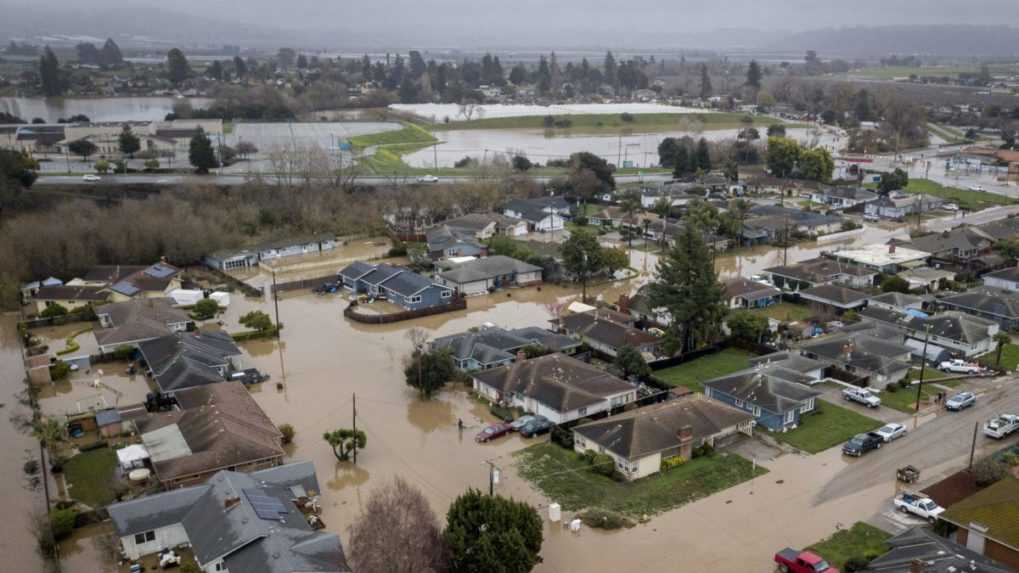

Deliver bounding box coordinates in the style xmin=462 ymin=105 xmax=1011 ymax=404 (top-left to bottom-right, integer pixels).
xmin=107 ymin=483 xmax=211 ymax=537
xmin=507 ymin=327 xmax=582 ymax=353
xmin=862 ymin=527 xmax=1012 ymax=573
xmin=358 ymin=264 xmax=405 ymax=286
xmin=703 ymin=366 xmax=822 ymax=413
xmin=504 ymin=197 xmax=567 ymax=222
xmin=941 ymin=288 xmax=1019 ymax=320
xmin=799 ymin=284 xmax=869 ymax=306
xmin=823 ymin=187 xmax=879 ymax=202
xmin=337 ymin=260 xmax=375 ymax=281
xmin=33 ymin=285 xmax=109 ymax=302
xmin=832 ymin=244 xmax=930 ymax=268
xmin=473 ymin=354 xmax=635 ymax=413
xmin=439 ymin=255 xmax=541 ymax=285
xmin=905 ymin=228 xmax=994 ymax=256
xmin=136 ymin=381 xmax=283 ymax=483
xmin=984 ymin=266 xmax=1019 ymax=284
xmin=573 ymin=395 xmax=752 ymax=461
xmin=976 ymin=217 xmax=1019 ymax=241
xmin=432 ymin=327 xmax=534 ymax=364
xmin=867 ymin=292 xmax=926 ymax=309
xmin=93 ymin=298 xmax=191 ymax=348
xmin=379 ymin=269 xmax=440 ymax=297
xmin=942 ymin=476 xmax=1019 ymax=550
xmin=799 ymin=329 xmax=912 ymax=376
xmin=443 ymin=213 xmax=519 ymax=233
xmin=765 ymin=257 xmax=876 ymax=284
xmin=724 ymin=278 xmax=781 ymax=301
xmin=560 ymin=311 xmax=658 ymax=350
xmin=81 ymin=264 xmax=148 ymax=284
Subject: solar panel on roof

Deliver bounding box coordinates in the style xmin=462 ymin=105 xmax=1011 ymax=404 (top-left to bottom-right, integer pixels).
xmin=243 ymin=488 xmax=289 ymax=521
xmin=111 ymin=281 xmax=140 ymax=296
xmin=144 ymin=263 xmax=177 ymax=278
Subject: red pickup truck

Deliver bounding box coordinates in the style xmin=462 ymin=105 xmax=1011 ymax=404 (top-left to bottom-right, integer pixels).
xmin=775 ymin=548 xmax=839 ymax=573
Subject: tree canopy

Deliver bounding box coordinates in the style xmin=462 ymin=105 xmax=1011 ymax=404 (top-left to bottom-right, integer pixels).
xmin=444 ymin=489 xmax=543 ymax=573
xmin=118 ymin=125 xmax=141 ymax=157
xmin=323 ymin=428 xmax=367 ymax=461
xmin=404 ymin=347 xmax=456 ymax=399
xmin=39 ymin=46 xmax=64 ymax=97
xmin=167 ymin=48 xmax=191 ymax=85
xmin=188 ymin=129 xmax=217 ymax=173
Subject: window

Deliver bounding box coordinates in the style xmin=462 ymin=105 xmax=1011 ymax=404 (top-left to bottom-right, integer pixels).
xmin=408 ymin=295 xmax=422 ymax=304
xmin=802 ymin=398 xmax=815 ymax=413
xmin=440 ymin=290 xmax=452 ymax=299
xmin=214 ymin=563 xmax=225 ymax=572
xmin=752 ymin=406 xmax=761 ymax=417
xmin=785 ymin=410 xmax=795 ymax=424
xmin=134 ymin=531 xmax=155 ymax=544
xmin=734 ymin=399 xmax=744 ymax=408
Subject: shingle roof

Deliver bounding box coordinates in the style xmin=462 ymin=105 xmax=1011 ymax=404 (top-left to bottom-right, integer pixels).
xmin=560 ymin=311 xmax=658 ymax=350
xmin=799 ymin=284 xmax=869 ymax=306
xmin=905 ymin=227 xmax=994 ymax=256
xmin=765 ymin=257 xmax=875 ymax=284
xmin=942 ymin=476 xmax=1019 ymax=550
xmin=867 ymin=292 xmax=925 ymax=309
xmin=379 ymin=270 xmax=437 ymax=297
xmin=941 ymin=288 xmax=1019 ymax=319
xmin=798 ymin=329 xmax=912 ymax=376
xmin=724 ymin=278 xmax=780 ymax=301
xmin=108 ymin=484 xmax=211 ymax=536
xmin=439 ymin=255 xmax=541 ymax=285
xmin=33 ymin=285 xmax=109 ymax=302
xmin=862 ymin=527 xmax=1012 ymax=573
xmin=704 ymin=367 xmax=821 ymax=414
xmin=94 ymin=298 xmax=191 ymax=348
xmin=473 ymin=354 xmax=635 ymax=413
xmin=984 ymin=266 xmax=1019 ymax=284
xmin=574 ymin=395 xmax=752 ymax=460
xmin=337 ymin=260 xmax=375 ymax=281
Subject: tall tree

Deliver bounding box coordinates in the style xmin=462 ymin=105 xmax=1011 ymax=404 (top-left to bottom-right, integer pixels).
xmin=650 ymin=224 xmax=726 ymax=354
xmin=561 ymin=228 xmax=613 ymax=301
xmin=39 ymin=46 xmax=64 ymax=97
xmin=118 ymin=125 xmax=140 ymax=158
xmin=798 ymin=147 xmax=834 ymax=182
xmin=99 ymin=38 xmax=123 ymax=67
xmin=349 ymin=478 xmax=447 ymax=573
xmin=166 ymin=48 xmax=191 ymax=85
xmin=699 ymin=63 xmax=712 ymax=99
xmin=206 ymin=60 xmax=223 ymax=81
xmin=67 ymin=139 xmax=97 ymax=160
xmin=745 ymin=60 xmax=762 ymax=91
xmin=444 ymin=489 xmax=543 ymax=573
xmin=604 ymin=51 xmax=618 ymax=88
xmin=766 ymin=136 xmax=800 ymax=178
xmin=673 ymin=145 xmax=691 ymax=179
xmin=323 ymin=428 xmax=367 ymax=461
xmin=695 ymin=138 xmax=712 ymax=172
xmin=233 ymin=55 xmax=247 ymax=78
xmin=188 ymin=129 xmax=217 ymax=173
xmin=403 ymin=347 xmax=455 ymax=399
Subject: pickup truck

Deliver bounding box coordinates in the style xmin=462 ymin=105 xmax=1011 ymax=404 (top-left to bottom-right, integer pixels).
xmin=983 ymin=414 xmax=1019 ymax=439
xmin=894 ymin=493 xmax=945 ymax=522
xmin=939 ymin=359 xmax=982 ymax=375
xmin=775 ymin=548 xmax=838 ymax=573
xmin=842 ymin=387 xmax=881 ymax=408
xmin=842 ymin=432 xmax=883 ymax=457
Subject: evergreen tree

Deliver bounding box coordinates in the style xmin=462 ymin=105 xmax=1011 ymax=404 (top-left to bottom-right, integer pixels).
xmin=166 ymin=48 xmax=191 ymax=85
xmin=604 ymin=51 xmax=618 ymax=88
xmin=188 ymin=129 xmax=217 ymax=173
xmin=76 ymin=43 xmax=101 ymax=66
xmin=206 ymin=60 xmax=223 ymax=81
xmin=118 ymin=125 xmax=140 ymax=158
xmin=695 ymin=138 xmax=712 ymax=172
xmin=509 ymin=64 xmax=527 ymax=86
xmin=746 ymin=60 xmax=762 ymax=90
xmin=233 ymin=55 xmax=247 ymax=78
xmin=673 ymin=145 xmax=691 ymax=179
xmin=699 ymin=63 xmax=712 ymax=99
xmin=398 ymin=76 xmax=419 ymax=104
xmin=444 ymin=490 xmax=543 ymax=573
xmin=99 ymin=38 xmax=123 ymax=66
xmin=649 ymin=224 xmax=726 ymax=355
xmin=39 ymin=46 xmax=64 ymax=97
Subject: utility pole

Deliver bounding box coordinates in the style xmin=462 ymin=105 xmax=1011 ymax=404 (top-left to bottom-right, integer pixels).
xmin=968 ymin=421 xmax=979 ymax=469
xmin=433 ymin=142 xmax=438 ymax=170
xmin=485 ymin=460 xmax=498 ymax=495
xmin=352 ymin=393 xmax=358 ymax=464
xmin=272 ymin=270 xmax=287 ymax=390
xmin=914 ymin=324 xmax=932 ymax=413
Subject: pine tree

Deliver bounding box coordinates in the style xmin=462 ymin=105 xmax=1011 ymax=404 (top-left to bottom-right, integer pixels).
xmin=604 ymin=51 xmax=618 ymax=88
xmin=166 ymin=48 xmax=191 ymax=85
xmin=188 ymin=129 xmax=217 ymax=173
xmin=99 ymin=38 xmax=123 ymax=67
xmin=39 ymin=46 xmax=64 ymax=97
xmin=695 ymin=138 xmax=712 ymax=172
xmin=118 ymin=125 xmax=140 ymax=158
xmin=746 ymin=60 xmax=762 ymax=90
xmin=673 ymin=145 xmax=690 ymax=179
xmin=699 ymin=63 xmax=712 ymax=99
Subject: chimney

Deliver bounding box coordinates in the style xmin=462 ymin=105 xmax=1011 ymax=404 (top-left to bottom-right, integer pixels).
xmin=678 ymin=425 xmax=694 ymax=460
xmin=617 ymin=294 xmax=630 ymax=314
xmin=224 ymin=495 xmax=241 ymax=510
xmin=909 ymin=559 xmax=926 ymax=573
xmin=842 ymin=342 xmax=854 ymax=362
xmin=516 ymin=350 xmax=526 ymax=363
xmin=889 ymin=242 xmax=897 ymax=254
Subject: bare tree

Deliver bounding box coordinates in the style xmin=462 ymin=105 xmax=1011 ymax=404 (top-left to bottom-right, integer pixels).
xmin=348 ymin=477 xmax=446 ymax=573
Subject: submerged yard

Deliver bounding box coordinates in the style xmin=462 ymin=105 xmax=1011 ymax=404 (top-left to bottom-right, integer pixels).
xmin=515 ymin=442 xmax=766 ymax=519
xmin=770 ymin=401 xmax=882 ymax=454
xmin=654 ymin=348 xmax=754 ymax=393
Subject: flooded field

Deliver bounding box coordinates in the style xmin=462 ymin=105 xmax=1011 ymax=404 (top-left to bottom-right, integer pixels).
xmin=0 ymin=96 xmax=212 ymax=123
xmin=391 ymin=102 xmax=715 ymax=122
xmin=227 ymin=122 xmax=401 ymax=152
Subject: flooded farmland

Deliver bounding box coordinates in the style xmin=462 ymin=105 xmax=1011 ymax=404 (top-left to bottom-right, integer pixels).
xmin=0 ymin=96 xmax=212 ymax=123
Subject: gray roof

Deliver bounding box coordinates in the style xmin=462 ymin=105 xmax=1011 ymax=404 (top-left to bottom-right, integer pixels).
xmin=379 ymin=269 xmax=439 ymax=297
xmin=95 ymin=408 xmax=122 ymax=427
xmin=748 ymin=352 xmax=828 ymax=375
xmin=799 ymin=284 xmax=870 ymax=306
xmin=765 ymin=257 xmax=876 ymax=285
xmin=138 ymin=331 xmax=241 ymax=394
xmin=905 ymin=227 xmax=994 ymax=256
xmin=867 ymin=291 xmax=926 ymax=309
xmin=863 ymin=527 xmax=1012 ymax=573
xmin=337 ymin=260 xmax=375 ymax=281
xmin=976 ymin=216 xmax=1019 ymax=241
xmin=984 ymin=266 xmax=1019 ymax=284
xmin=704 ymin=366 xmax=822 ymax=413
xmin=33 ymin=285 xmax=108 ymax=302
xmin=108 ymin=484 xmax=211 ymax=536
xmin=507 ymin=327 xmax=582 ymax=353
xmin=823 ymin=187 xmax=879 ymax=202
xmin=862 ymin=307 xmax=996 ymax=346
xmin=439 ymin=255 xmax=541 ymax=285
xmin=799 ymin=329 xmax=912 ymax=376
xmin=473 ymin=354 xmax=635 ymax=413
xmin=504 ymin=197 xmax=569 ymax=222
xmin=94 ymin=299 xmax=191 ymax=349
xmin=432 ymin=326 xmax=581 ymax=366
xmin=560 ymin=311 xmax=658 ymax=350
xmin=724 ymin=278 xmax=780 ymax=301
xmin=357 ymin=264 xmax=404 ymax=286
xmin=941 ymin=288 xmax=1019 ymax=320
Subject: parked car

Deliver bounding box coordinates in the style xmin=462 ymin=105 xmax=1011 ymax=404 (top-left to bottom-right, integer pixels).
xmin=82 ymin=174 xmax=101 ymax=182
xmin=968 ymin=185 xmax=986 ymax=192
xmin=842 ymin=387 xmax=881 ymax=408
xmin=774 ymin=548 xmax=838 ymax=573
xmin=510 ymin=415 xmax=536 ymax=432
xmin=417 ymin=175 xmax=439 ymax=183
xmin=894 ymin=493 xmax=945 ymax=522
xmin=842 ymin=432 xmax=883 ymax=457
xmin=983 ymin=414 xmax=1019 ymax=439
xmin=475 ymin=422 xmax=513 ymax=443
xmin=873 ymin=423 xmax=907 ymax=443
xmin=945 ymin=391 xmax=976 ymax=411
xmin=943 ymin=203 xmax=959 ymax=212
xmin=939 ymin=359 xmax=982 ymax=375
xmin=519 ymin=416 xmax=553 ymax=438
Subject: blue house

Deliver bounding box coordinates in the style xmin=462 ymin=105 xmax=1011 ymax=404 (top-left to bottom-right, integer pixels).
xmin=338 ymin=262 xmax=454 ymax=311
xmin=703 ymin=366 xmax=822 ymax=432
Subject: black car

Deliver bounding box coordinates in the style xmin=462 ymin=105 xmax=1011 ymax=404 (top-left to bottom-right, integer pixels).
xmin=842 ymin=432 xmax=883 ymax=457
xmin=519 ymin=416 xmax=553 ymax=438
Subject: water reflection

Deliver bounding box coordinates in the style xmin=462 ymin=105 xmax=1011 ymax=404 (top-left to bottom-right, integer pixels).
xmin=326 ymin=461 xmax=371 ymax=492
xmin=406 ymin=396 xmax=455 ymax=434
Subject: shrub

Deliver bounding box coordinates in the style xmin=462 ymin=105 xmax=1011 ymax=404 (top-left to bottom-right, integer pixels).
xmin=885 ymin=383 xmax=898 ymax=393
xmin=40 ymin=304 xmax=68 ymax=318
xmin=844 ymin=557 xmax=871 ymax=572
xmin=191 ymin=298 xmax=219 ymax=320
xmin=973 ymin=456 xmax=1009 ymax=486
xmin=591 ymin=453 xmax=617 ymax=477
xmin=573 ymin=216 xmax=588 ymax=226
xmin=388 ymin=246 xmax=408 ymax=257
xmin=79 ymin=440 xmax=108 ymax=452
xmin=49 ymin=361 xmax=71 ymax=381
xmin=661 ymin=455 xmax=687 ymax=472
xmin=111 ymin=345 xmax=134 ymax=360
xmin=49 ymin=508 xmax=77 ymax=540
xmin=579 ymin=508 xmax=635 ymax=529
xmin=279 ymin=423 xmax=295 ymax=445
xmin=620 ymin=112 xmax=635 ymax=123
xmin=692 ymin=442 xmax=715 ymax=459
xmin=1001 ymin=452 xmax=1019 ymax=467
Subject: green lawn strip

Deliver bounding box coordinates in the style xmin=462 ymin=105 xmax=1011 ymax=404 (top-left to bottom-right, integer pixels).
xmin=879 ymin=385 xmax=931 ymax=414
xmin=349 ymin=122 xmax=437 ymax=150
xmin=807 ymin=522 xmax=892 ymax=570
xmin=978 ymin=344 xmax=1019 ymax=371
xmin=515 ymin=442 xmax=766 ymax=518
xmin=901 ymin=179 xmax=1015 ymax=211
xmin=432 ymin=112 xmax=792 ymax=133
xmin=63 ymin=447 xmax=118 ymax=508
xmin=927 ymin=123 xmax=967 ymax=144
xmin=750 ymin=302 xmax=814 ymax=323
xmin=653 ymin=348 xmax=755 ymax=393
xmin=56 ymin=326 xmax=92 ymax=356
xmin=771 ymin=401 xmax=883 ymax=454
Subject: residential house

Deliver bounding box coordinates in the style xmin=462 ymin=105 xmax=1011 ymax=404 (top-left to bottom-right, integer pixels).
xmin=829 ymin=243 xmax=930 ymax=274
xmin=424 ymin=225 xmax=487 ymax=260
xmin=20 ymin=276 xmax=63 ymax=301
xmin=559 ymin=309 xmax=661 ymax=359
xmin=68 ymin=262 xmax=183 ymax=302
xmin=95 ymin=408 xmax=124 ymax=438
xmin=437 ymin=255 xmax=542 ymax=296
xmin=867 ymin=292 xmax=926 ymax=313
xmin=107 ymin=461 xmax=351 ymax=572
xmin=204 ymin=234 xmax=338 ymax=271
xmin=134 ymin=381 xmax=285 ymax=488
xmin=94 ymin=298 xmax=193 ymax=353
xmin=338 ymin=262 xmax=455 ymax=311
xmin=862 ymin=527 xmax=1013 ymax=573
xmin=646 ymin=219 xmax=731 ymax=251
xmin=811 ymin=187 xmax=879 ymax=210
xmin=860 ymin=307 xmax=999 ymax=359
xmin=588 ymin=205 xmax=627 ymax=228
xmin=703 ymin=366 xmax=822 ymax=431
xmin=901 ymin=227 xmax=996 ymax=271
xmin=622 ymin=284 xmax=672 ymax=327
xmin=747 ymin=352 xmax=829 ymax=384
xmin=32 ymin=285 xmax=108 ymax=314
xmin=724 ymin=278 xmax=781 ymax=309
xmin=472 ymin=353 xmax=637 ymax=424
xmin=798 ymin=284 xmax=870 ymax=314
xmin=976 ymin=217 xmax=1019 ymax=242
xmin=384 ymin=207 xmax=434 ymax=237
xmin=939 ymin=288 xmax=1019 ymax=331
xmin=897 ymin=266 xmax=957 ymax=292
xmin=798 ymin=325 xmax=913 ymax=389
xmin=983 ymin=267 xmax=1019 ymax=292
xmin=572 ymin=394 xmax=754 ymax=480
xmin=12 ymin=124 xmax=65 ymax=153
xmin=137 ymin=331 xmax=249 ymax=396
xmin=765 ymin=257 xmax=878 ymax=291
xmin=745 ymin=205 xmax=844 ymax=238
xmin=503 ymin=197 xmax=569 ymax=232
xmin=430 ymin=325 xmax=580 ymax=370
xmin=941 ymin=477 xmax=1019 ymax=571
xmin=865 ymin=192 xmax=944 ymax=220
xmin=442 ymin=212 xmax=528 ymax=238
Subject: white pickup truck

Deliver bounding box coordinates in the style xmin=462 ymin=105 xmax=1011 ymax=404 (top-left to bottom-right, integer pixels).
xmin=842 ymin=387 xmax=881 ymax=408
xmin=939 ymin=359 xmax=982 ymax=375
xmin=894 ymin=493 xmax=945 ymax=522
xmin=984 ymin=414 xmax=1019 ymax=439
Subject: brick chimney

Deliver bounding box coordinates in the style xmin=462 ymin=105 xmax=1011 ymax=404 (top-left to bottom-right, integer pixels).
xmin=617 ymin=294 xmax=631 ymax=314
xmin=677 ymin=425 xmax=694 ymax=460
xmin=909 ymin=559 xmax=926 ymax=573
xmin=224 ymin=495 xmax=241 ymax=510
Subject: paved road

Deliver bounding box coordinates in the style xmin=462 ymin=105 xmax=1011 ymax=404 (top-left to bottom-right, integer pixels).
xmin=34 ymin=173 xmax=674 ymax=187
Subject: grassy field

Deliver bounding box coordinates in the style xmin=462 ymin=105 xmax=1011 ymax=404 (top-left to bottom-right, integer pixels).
xmin=654 ymin=348 xmax=755 ymax=393
xmin=847 ymin=65 xmax=980 ymax=80
xmin=348 ymin=122 xmax=438 ymax=150
xmin=927 ymin=123 xmax=969 ymax=145
xmin=750 ymin=302 xmax=814 ymax=323
xmin=902 ymin=179 xmax=1015 ymax=211
xmin=880 ymin=384 xmax=930 ymax=414
xmin=515 ymin=442 xmax=766 ymax=518
xmin=63 ymin=447 xmax=118 ymax=508
xmin=771 ymin=401 xmax=883 ymax=454
xmin=808 ymin=522 xmax=892 ymax=570
xmin=978 ymin=343 xmax=1019 ymax=371
xmin=432 ymin=112 xmax=795 ymax=134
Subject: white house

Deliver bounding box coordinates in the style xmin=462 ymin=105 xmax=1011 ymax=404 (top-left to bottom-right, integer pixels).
xmin=983 ymin=267 xmax=1019 ymax=292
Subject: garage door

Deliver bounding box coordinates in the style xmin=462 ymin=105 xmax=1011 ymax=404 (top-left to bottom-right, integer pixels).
xmin=461 ymin=281 xmax=489 ymax=296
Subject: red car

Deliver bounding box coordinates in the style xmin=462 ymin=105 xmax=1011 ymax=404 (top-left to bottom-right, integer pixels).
xmin=475 ymin=422 xmax=513 ymax=443
xmin=775 ymin=548 xmax=838 ymax=573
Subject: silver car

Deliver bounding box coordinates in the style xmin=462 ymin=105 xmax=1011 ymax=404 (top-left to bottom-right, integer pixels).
xmin=946 ymin=392 xmax=976 ymax=411
xmin=873 ymin=423 xmax=907 ymax=442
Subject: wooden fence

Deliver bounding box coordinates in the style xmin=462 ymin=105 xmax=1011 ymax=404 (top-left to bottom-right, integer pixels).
xmin=343 ymin=297 xmax=467 ymax=324
xmin=270 ymin=274 xmax=337 ymax=293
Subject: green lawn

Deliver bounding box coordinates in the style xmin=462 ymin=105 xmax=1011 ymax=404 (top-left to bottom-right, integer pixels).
xmin=654 ymin=348 xmax=755 ymax=393
xmin=902 ymin=179 xmax=1015 ymax=211
xmin=807 ymin=522 xmax=892 ymax=570
xmin=516 ymin=442 xmax=766 ymax=518
xmin=63 ymin=447 xmax=118 ymax=508
xmin=880 ymin=384 xmax=930 ymax=414
xmin=432 ymin=112 xmax=795 ymax=134
xmin=750 ymin=302 xmax=814 ymax=323
xmin=978 ymin=343 xmax=1019 ymax=371
xmin=348 ymin=122 xmax=438 ymax=150
xmin=771 ymin=401 xmax=883 ymax=454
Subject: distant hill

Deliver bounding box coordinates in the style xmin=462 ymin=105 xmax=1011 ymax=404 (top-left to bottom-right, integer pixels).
xmin=765 ymin=26 xmax=1019 ymax=59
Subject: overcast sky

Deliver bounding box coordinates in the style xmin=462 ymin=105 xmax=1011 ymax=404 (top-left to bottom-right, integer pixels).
xmin=3 ymin=0 xmax=1019 ymax=49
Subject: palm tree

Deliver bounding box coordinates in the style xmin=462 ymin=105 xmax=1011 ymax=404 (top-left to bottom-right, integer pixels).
xmin=32 ymin=417 xmax=65 ymax=454
xmin=993 ymin=331 xmax=1012 ymax=367
xmin=619 ymin=191 xmax=643 ymax=253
